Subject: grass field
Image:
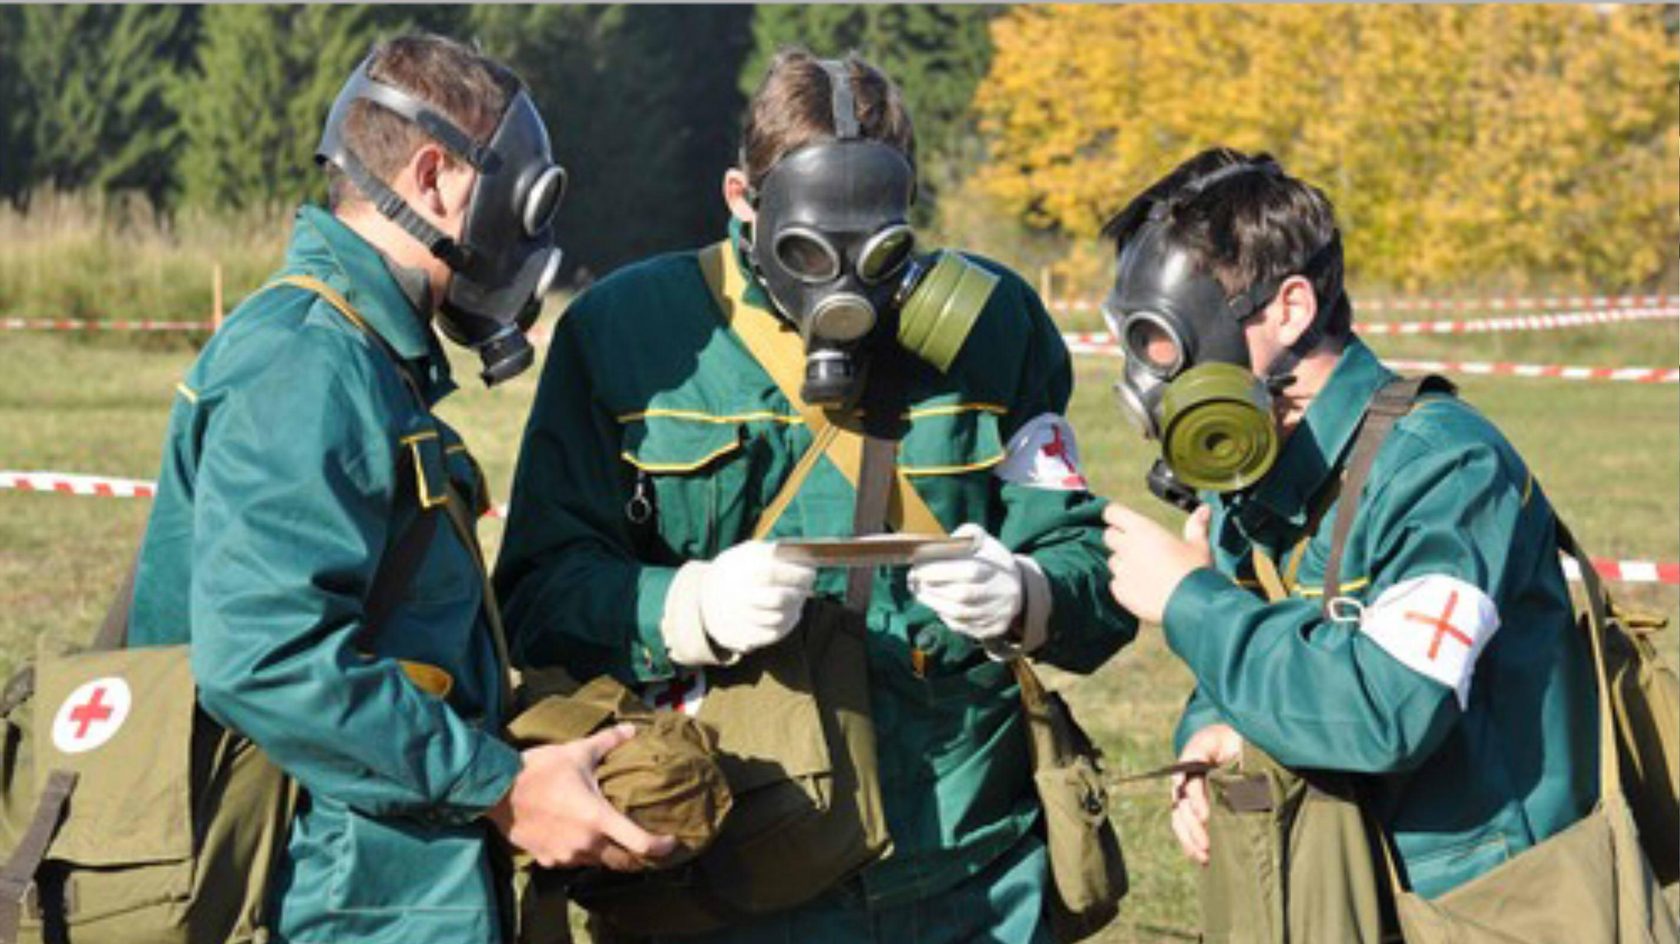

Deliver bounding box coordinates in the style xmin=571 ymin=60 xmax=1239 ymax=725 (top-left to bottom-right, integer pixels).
xmin=2 ymin=300 xmax=1676 ymax=941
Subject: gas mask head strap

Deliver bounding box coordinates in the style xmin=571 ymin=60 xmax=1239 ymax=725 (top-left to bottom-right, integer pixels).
xmin=318 ymin=58 xmax=503 ymax=271
xmin=819 ymin=59 xmax=860 ymax=140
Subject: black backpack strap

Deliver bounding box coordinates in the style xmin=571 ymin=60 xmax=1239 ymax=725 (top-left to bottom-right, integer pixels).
xmin=0 ymin=769 xmax=77 ymax=944
xmin=1320 ymin=375 xmax=1455 ymax=615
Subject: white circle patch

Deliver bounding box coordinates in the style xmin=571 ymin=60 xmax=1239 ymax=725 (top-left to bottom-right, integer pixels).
xmin=51 ymin=677 xmax=133 ymax=754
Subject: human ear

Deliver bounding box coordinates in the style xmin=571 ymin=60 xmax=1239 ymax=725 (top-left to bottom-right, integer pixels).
xmin=405 ymin=144 xmax=452 ymax=219
xmin=722 ymin=168 xmax=756 ymax=225
xmin=1273 ymin=275 xmax=1319 ymax=349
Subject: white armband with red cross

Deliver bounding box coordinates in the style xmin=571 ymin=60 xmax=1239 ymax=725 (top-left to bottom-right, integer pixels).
xmin=1357 ymin=574 xmax=1500 ymax=709
xmin=995 ymin=413 xmax=1089 ymax=491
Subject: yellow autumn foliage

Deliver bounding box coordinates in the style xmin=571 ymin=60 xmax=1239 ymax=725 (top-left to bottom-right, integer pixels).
xmin=974 ymin=5 xmax=1679 ymax=291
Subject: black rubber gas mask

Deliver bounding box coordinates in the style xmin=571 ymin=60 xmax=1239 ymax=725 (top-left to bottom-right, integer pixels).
xmin=1105 ymin=167 xmax=1342 ymax=505
xmin=747 ymin=61 xmax=998 ymax=407
xmin=317 ymin=56 xmax=566 ymax=386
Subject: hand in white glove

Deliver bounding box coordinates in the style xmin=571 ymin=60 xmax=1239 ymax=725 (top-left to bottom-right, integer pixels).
xmin=907 ymin=523 xmax=1024 ymax=643
xmin=698 ymin=541 xmax=817 ymax=655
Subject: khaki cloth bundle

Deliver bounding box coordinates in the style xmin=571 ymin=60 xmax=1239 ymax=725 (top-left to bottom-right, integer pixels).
xmin=508 ymin=670 xmax=733 ymax=868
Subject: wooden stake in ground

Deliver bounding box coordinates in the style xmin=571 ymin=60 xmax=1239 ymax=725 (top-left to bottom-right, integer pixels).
xmin=211 ymin=263 xmax=224 ymax=332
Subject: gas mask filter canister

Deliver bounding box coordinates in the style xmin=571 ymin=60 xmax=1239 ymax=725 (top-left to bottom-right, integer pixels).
xmin=1106 ymin=175 xmax=1344 ymax=502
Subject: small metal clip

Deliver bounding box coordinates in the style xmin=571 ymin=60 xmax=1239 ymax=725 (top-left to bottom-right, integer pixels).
xmin=1326 ymin=595 xmax=1366 ymax=625
xmin=625 ymin=471 xmax=654 ymax=525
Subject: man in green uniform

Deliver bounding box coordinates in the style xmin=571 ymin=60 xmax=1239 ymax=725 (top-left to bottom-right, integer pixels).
xmin=495 ymin=50 xmax=1134 ymax=942
xmin=128 ymin=34 xmax=671 ymax=944
xmin=1098 ymin=149 xmax=1597 ymax=910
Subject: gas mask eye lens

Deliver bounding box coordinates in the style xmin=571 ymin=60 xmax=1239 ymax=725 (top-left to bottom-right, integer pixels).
xmin=772 ymin=228 xmax=841 ymax=283
xmin=1123 ymin=313 xmax=1185 ymax=376
xmin=522 ymin=165 xmax=566 ymax=237
xmin=857 ymin=225 xmax=915 ymax=284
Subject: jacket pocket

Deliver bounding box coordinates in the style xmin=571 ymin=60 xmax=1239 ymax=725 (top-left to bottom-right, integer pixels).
xmin=329 ymin=809 xmax=491 ymax=915
xmin=898 ymin=404 xmax=1006 ymax=529
xmin=621 ymin=414 xmax=746 ymax=559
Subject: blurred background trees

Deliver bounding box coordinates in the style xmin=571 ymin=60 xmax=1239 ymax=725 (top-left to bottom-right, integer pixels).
xmin=975 ymin=4 xmax=1678 ymax=291
xmin=0 ymin=3 xmax=1673 ymax=294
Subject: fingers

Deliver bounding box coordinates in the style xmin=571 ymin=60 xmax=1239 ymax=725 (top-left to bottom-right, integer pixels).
xmin=909 ymin=557 xmax=991 ymax=588
xmin=745 ymin=583 xmax=811 ymax=614
xmin=580 ymin=723 xmax=638 ymax=764
xmin=1102 ymin=501 xmax=1149 ymax=531
xmin=1170 ymin=792 xmax=1211 ymax=866
xmin=1183 ymin=505 xmax=1213 ymax=546
xmin=590 ymin=799 xmax=677 ymax=865
xmin=1183 ymin=770 xmax=1211 ymax=824
xmin=764 ymin=557 xmax=817 ymax=589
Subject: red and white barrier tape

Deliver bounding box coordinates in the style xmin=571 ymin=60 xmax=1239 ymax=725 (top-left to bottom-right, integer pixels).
xmin=1357 ymin=306 xmax=1678 ymax=336
xmin=6 ymin=470 xmax=1675 ymax=586
xmin=1061 ymin=306 xmax=1677 ymax=339
xmin=1062 ymin=337 xmax=1678 ymax=384
xmin=1359 ymin=293 xmax=1679 ymax=314
xmin=1050 ymin=296 xmax=1680 ymax=316
xmin=3 ymin=471 xmax=156 ymax=498
xmin=1383 ymin=359 xmax=1678 ymax=384
xmin=1563 ymin=558 xmax=1680 ymax=587
xmin=2 ymin=317 xmax=214 ymax=332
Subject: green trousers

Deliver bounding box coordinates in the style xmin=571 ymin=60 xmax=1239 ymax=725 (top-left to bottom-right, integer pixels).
xmin=628 ymin=832 xmax=1054 ymax=944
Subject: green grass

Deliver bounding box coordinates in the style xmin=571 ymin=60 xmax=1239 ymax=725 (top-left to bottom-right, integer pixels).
xmin=3 ymin=303 xmax=1676 ymax=941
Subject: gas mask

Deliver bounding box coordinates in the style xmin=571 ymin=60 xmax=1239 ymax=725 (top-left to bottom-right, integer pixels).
xmin=1105 ymin=168 xmax=1343 ymax=504
xmin=317 ymin=56 xmax=566 ymax=386
xmin=745 ymin=61 xmax=999 ymax=407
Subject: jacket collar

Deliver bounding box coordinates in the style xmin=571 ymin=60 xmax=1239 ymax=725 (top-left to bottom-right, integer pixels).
xmin=1222 ymin=337 xmax=1396 ymax=533
xmin=727 ymin=217 xmax=776 ymax=313
xmin=284 ymin=206 xmax=456 ymax=403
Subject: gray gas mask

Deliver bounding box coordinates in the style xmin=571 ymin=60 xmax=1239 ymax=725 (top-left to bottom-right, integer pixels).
xmin=745 ymin=61 xmax=998 ymax=407
xmin=317 ymin=55 xmax=566 ymax=386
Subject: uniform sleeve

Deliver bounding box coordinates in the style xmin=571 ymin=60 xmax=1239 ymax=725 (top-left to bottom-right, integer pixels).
xmin=1172 ymin=687 xmax=1228 ymax=755
xmin=992 ymin=278 xmax=1138 ymax=673
xmin=1160 ymin=426 xmax=1525 ymax=773
xmin=493 ymin=304 xmax=681 ymax=684
xmin=189 ymin=331 xmax=519 ymax=823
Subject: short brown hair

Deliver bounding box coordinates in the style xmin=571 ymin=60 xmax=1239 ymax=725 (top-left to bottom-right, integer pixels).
xmin=1102 ymin=147 xmax=1352 ymax=341
xmin=739 ymin=48 xmax=915 ymax=191
xmin=328 ymin=33 xmax=522 ymax=208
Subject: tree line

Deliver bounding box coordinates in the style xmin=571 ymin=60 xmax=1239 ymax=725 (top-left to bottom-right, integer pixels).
xmin=0 ymin=5 xmax=999 ymax=282
xmin=1 ymin=5 xmax=1673 ymax=291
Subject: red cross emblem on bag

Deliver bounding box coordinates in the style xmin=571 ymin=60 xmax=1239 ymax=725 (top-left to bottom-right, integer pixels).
xmin=51 ymin=677 xmax=133 ymax=754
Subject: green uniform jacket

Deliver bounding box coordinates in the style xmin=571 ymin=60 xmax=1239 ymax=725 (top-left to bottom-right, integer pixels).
xmin=1167 ymin=338 xmax=1596 ymax=900
xmin=129 ymin=207 xmax=521 ymax=943
xmin=495 ymin=233 xmax=1135 ymax=908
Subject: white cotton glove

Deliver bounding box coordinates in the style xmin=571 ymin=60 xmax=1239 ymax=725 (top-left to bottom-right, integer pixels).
xmin=697 ymin=541 xmax=818 ymax=656
xmin=907 ymin=523 xmax=1024 ymax=643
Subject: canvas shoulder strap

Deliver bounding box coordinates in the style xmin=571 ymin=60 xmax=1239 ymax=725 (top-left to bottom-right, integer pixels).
xmin=1319 ymin=374 xmax=1454 ymax=614
xmin=81 ymin=274 xmax=442 ymax=657
xmin=696 ymin=241 xmax=944 ymax=538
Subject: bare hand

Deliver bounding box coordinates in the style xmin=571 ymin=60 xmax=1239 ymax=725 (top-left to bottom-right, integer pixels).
xmin=1102 ymin=502 xmax=1213 ymax=624
xmin=486 ymin=723 xmax=678 ymax=871
xmin=1170 ymin=723 xmax=1243 ymax=867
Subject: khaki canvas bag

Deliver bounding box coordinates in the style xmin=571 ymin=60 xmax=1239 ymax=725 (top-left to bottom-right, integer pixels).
xmin=1563 ymin=523 xmax=1680 ymax=887
xmin=1193 ymin=375 xmax=1679 ymax=943
xmin=1377 ymin=528 xmax=1679 ymax=944
xmin=0 ymin=276 xmax=462 ymax=944
xmin=1011 ymin=660 xmax=1129 ymax=943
